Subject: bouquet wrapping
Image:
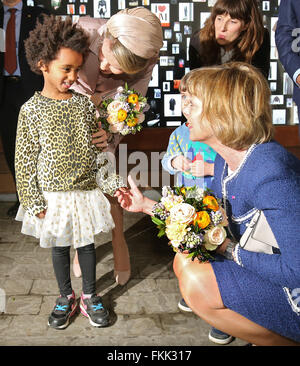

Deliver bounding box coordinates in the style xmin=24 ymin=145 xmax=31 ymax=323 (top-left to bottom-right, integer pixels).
xmin=97 ymin=83 xmax=148 ymax=136
xmin=151 ymin=186 xmax=228 ymax=262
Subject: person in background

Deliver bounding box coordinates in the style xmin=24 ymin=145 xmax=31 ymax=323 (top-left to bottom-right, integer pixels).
xmin=71 ymin=7 xmax=163 ymax=287
xmin=189 ymin=0 xmax=270 ymax=79
xmin=161 ymin=92 xmax=216 ymax=190
xmin=275 ymin=0 xmax=300 ymax=138
xmin=0 ymin=0 xmax=49 ymax=217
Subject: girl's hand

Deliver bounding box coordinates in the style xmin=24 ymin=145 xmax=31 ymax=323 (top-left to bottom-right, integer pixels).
xmin=36 ymin=209 xmax=47 ymax=219
xmin=92 ymin=122 xmax=109 ymax=150
xmin=190 ymin=161 xmax=214 ymax=177
xmin=171 ymin=155 xmax=192 ymax=172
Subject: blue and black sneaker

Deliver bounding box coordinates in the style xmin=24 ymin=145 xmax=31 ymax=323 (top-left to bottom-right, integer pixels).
xmin=48 ymin=291 xmax=77 ymax=329
xmin=208 ymin=327 xmax=233 ymax=345
xmin=80 ymin=294 xmax=110 ymax=327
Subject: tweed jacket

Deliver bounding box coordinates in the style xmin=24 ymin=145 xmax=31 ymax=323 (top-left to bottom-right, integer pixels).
xmin=212 ymin=141 xmax=300 ymax=290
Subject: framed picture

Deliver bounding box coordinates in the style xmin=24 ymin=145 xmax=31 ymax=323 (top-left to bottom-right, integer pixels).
xmin=164 ymin=94 xmax=182 ymax=117
xmin=94 ymin=0 xmax=111 ymax=18
xmin=151 ymin=3 xmax=170 ymax=27
xmin=179 ymin=3 xmax=194 ymax=22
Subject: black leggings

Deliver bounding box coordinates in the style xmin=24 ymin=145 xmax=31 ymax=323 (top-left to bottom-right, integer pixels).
xmin=52 ymin=243 xmax=96 ymax=296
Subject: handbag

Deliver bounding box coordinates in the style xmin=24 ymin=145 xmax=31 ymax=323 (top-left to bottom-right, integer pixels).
xmin=239 ymin=210 xmax=279 ymax=254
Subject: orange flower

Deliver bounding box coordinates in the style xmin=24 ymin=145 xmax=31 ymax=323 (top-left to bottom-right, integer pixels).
xmin=128 ymin=94 xmax=139 ymax=104
xmin=203 ymin=195 xmax=219 ymax=211
xmin=117 ymin=109 xmax=127 ymax=121
xmin=127 ymin=117 xmax=138 ymax=127
xmin=193 ymin=211 xmax=211 ymax=229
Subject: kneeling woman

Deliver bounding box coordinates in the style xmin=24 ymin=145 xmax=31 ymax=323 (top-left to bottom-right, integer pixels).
xmin=116 ymin=62 xmax=300 ymax=346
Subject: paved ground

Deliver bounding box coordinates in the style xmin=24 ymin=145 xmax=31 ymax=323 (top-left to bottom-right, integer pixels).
xmin=0 ymin=194 xmax=247 ymax=347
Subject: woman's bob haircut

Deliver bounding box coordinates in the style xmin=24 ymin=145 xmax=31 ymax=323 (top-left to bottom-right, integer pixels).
xmin=180 ymin=62 xmax=273 ymax=150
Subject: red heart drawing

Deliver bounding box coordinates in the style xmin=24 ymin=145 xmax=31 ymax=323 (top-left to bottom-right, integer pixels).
xmin=158 ymin=5 xmax=166 ymax=12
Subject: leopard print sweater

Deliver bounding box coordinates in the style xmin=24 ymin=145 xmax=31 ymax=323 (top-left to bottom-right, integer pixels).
xmin=15 ymin=91 xmax=124 ymax=217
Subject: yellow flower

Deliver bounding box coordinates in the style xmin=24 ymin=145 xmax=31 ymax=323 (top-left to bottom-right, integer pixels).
xmin=193 ymin=211 xmax=211 ymax=229
xmin=127 ymin=117 xmax=138 ymax=127
xmin=118 ymin=109 xmax=127 ymax=122
xmin=161 ymin=194 xmax=184 ymax=211
xmin=203 ymin=195 xmax=219 ymax=211
xmin=128 ymin=93 xmax=139 ymax=104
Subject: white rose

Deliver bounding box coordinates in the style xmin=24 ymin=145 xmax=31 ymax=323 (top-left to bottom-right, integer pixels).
xmin=169 ymin=203 xmax=196 ymax=224
xmin=109 ymin=122 xmax=124 ymax=133
xmin=107 ymin=100 xmax=124 ymax=114
xmin=204 ymin=225 xmax=227 ymax=251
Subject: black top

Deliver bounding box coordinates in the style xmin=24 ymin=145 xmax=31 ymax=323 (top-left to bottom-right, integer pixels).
xmin=189 ymin=28 xmax=270 ymax=79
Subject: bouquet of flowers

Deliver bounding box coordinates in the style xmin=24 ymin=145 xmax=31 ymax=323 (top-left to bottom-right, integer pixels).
xmin=97 ymin=83 xmax=148 ymax=136
xmin=151 ymin=186 xmax=228 ymax=262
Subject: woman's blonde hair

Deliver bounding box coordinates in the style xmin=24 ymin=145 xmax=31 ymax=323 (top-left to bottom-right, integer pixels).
xmin=180 ymin=62 xmax=273 ymax=150
xmin=199 ymin=0 xmax=265 ymax=65
xmin=105 ymin=29 xmax=148 ymax=74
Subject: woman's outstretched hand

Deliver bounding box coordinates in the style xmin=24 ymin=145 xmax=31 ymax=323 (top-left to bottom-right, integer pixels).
xmin=114 ymin=175 xmax=156 ymax=215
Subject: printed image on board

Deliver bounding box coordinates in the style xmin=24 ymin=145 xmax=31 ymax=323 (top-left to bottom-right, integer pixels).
xmin=94 ymin=0 xmax=111 ymax=18
xmin=151 ymin=3 xmax=170 ymax=27
xmin=164 ymin=94 xmax=182 ymax=117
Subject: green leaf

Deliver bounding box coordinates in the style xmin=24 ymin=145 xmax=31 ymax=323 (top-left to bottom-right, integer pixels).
xmin=151 ymin=216 xmax=165 ymax=226
xmin=158 ymin=228 xmax=166 ymax=238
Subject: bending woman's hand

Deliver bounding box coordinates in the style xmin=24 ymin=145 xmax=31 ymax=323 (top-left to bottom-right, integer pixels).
xmin=114 ymin=175 xmax=156 ymax=215
xmin=92 ymin=122 xmax=109 ymax=151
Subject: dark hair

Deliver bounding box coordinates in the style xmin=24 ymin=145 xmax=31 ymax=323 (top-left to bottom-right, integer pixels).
xmin=25 ymin=15 xmax=90 ymax=74
xmin=198 ymin=0 xmax=264 ymax=65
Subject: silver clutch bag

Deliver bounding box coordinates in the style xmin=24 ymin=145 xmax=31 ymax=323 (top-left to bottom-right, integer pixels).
xmin=239 ymin=210 xmax=279 ymax=254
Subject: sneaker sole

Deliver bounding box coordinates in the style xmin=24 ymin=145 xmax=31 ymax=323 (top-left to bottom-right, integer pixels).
xmin=178 ymin=302 xmax=193 ymax=312
xmin=208 ymin=332 xmax=233 ymax=345
xmin=80 ymin=303 xmax=110 ymax=327
xmin=48 ymin=303 xmax=78 ymax=330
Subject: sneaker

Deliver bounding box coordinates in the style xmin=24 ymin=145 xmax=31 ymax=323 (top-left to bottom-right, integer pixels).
xmin=208 ymin=327 xmax=233 ymax=345
xmin=178 ymin=298 xmax=193 ymax=312
xmin=80 ymin=294 xmax=110 ymax=327
xmin=48 ymin=291 xmax=77 ymax=329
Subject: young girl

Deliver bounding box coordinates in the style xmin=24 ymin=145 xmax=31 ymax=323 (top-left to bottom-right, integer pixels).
xmin=15 ymin=15 xmax=124 ymax=329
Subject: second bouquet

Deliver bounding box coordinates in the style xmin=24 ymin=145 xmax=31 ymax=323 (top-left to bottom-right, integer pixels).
xmin=151 ymin=186 xmax=228 ymax=262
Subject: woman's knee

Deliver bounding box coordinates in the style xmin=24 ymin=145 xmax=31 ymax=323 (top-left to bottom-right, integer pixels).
xmin=178 ymin=261 xmax=224 ymax=311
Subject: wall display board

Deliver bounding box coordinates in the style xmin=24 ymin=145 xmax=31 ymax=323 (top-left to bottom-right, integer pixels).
xmin=33 ymin=0 xmax=299 ymax=127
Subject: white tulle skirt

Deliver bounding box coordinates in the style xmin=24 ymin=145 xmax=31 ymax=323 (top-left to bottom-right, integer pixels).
xmin=15 ymin=188 xmax=115 ymax=249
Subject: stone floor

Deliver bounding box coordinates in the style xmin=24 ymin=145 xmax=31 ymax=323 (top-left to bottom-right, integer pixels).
xmin=0 ymin=196 xmax=247 ymax=347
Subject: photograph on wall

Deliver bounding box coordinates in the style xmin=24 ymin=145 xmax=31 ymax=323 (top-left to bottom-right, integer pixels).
xmin=164 ymin=94 xmax=182 ymax=117
xmin=200 ymin=12 xmax=211 ymax=28
xmin=271 ymin=95 xmax=284 ymax=105
xmin=94 ymin=0 xmax=111 ymax=18
xmin=118 ymin=0 xmax=126 ymax=9
xmin=67 ymin=4 xmax=75 ymax=15
xmin=149 ymin=64 xmax=159 ymax=87
xmin=179 ymin=3 xmax=194 ymax=22
xmin=283 ymin=73 xmax=294 ymax=95
xmin=272 ymin=109 xmax=286 ymax=125
xmin=151 ymin=3 xmax=170 ymax=27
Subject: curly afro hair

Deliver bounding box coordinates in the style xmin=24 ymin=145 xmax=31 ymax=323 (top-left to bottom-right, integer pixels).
xmin=25 ymin=15 xmax=90 ymax=75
